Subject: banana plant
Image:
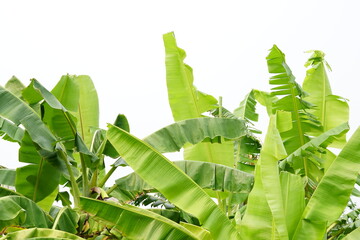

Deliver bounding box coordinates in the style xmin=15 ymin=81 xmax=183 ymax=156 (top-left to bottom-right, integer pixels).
xmin=1 ymin=32 xmax=360 ymax=240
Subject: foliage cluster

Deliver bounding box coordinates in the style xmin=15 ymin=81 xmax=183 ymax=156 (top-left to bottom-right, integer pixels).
xmin=0 ymin=32 xmax=359 ymax=240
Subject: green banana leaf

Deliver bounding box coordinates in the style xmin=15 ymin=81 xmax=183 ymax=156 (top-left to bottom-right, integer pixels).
xmin=234 ymin=89 xmax=259 ymax=123
xmin=114 ymin=160 xmax=253 ymax=194
xmin=0 ymin=169 xmax=15 ymax=186
xmin=240 ymin=114 xmax=288 ymax=240
xmin=253 ymin=89 xmax=278 ymax=116
xmin=0 ymin=195 xmax=52 ymax=230
xmin=279 ymin=172 xmax=305 ymax=239
xmin=41 ymin=75 xmax=99 ymax=148
xmin=0 ymin=86 xmax=56 ymax=151
xmin=260 ymin=115 xmax=288 ymax=239
xmin=163 ymin=32 xmax=217 ymax=121
xmin=144 ymin=118 xmax=247 ymax=153
xmin=267 ymin=45 xmax=321 ymax=155
xmin=73 ymin=75 xmax=99 ymax=147
xmin=36 ymin=188 xmax=59 ymax=212
xmin=343 ymin=227 xmax=360 ymax=240
xmin=51 ymin=206 xmax=79 ymax=234
xmin=239 ymin=163 xmax=277 ymax=239
xmin=302 ymin=50 xmax=349 ymax=148
xmin=4 ymin=76 xmax=25 ymax=98
xmin=281 ymin=122 xmax=349 ymax=170
xmin=16 ymin=160 xmax=60 ymax=203
xmin=0 ymin=117 xmax=24 ymax=142
xmin=184 ymin=141 xmax=235 ymax=166
xmin=180 ymin=222 xmax=213 ymax=240
xmin=26 ymin=79 xmax=98 ymax=168
xmin=292 ymin=127 xmax=360 ymax=240
xmin=211 ymin=106 xmax=238 ymax=119
xmin=0 ymin=85 xmax=65 ymax=205
xmin=164 ymin=32 xmax=235 ymax=167
xmin=0 ymin=186 xmax=22 ymax=197
xmin=80 ymin=197 xmax=201 ymax=240
xmin=107 ymin=125 xmax=240 ymax=240
xmin=2 ymin=228 xmax=84 ymax=240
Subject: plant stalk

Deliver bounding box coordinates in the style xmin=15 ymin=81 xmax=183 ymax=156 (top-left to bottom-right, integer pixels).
xmin=59 ymin=149 xmax=81 ymax=208
xmin=106 ymin=184 xmax=118 ymax=195
xmin=99 ymin=166 xmax=117 ymax=188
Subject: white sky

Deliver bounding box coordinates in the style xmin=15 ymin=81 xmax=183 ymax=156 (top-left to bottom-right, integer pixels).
xmin=1 ymin=1 xmax=360 ymax=181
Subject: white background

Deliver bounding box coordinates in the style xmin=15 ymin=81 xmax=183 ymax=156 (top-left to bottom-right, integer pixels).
xmin=1 ymin=1 xmax=360 ymax=184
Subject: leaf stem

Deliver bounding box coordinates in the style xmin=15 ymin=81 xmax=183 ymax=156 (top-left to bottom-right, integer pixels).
xmin=99 ymin=166 xmax=117 ymax=188
xmin=58 ymin=149 xmax=81 ymax=208
xmin=62 ymin=112 xmax=89 ymax=196
xmin=79 ymin=153 xmax=89 ymax=196
xmin=106 ymin=184 xmax=117 ymax=195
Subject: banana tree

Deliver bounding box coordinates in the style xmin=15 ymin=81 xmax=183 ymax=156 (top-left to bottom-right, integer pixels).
xmin=0 ymin=73 xmax=254 ymax=238
xmin=1 ymin=32 xmax=360 ymax=240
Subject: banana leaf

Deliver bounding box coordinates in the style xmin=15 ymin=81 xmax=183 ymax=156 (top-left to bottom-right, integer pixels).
xmin=4 ymin=76 xmax=25 ymax=98
xmin=0 ymin=86 xmax=56 ymax=151
xmin=164 ymin=32 xmax=235 ymax=167
xmin=80 ymin=197 xmax=201 ymax=240
xmin=163 ymin=32 xmax=217 ymax=121
xmin=239 ymin=163 xmax=277 ymax=239
xmin=292 ymin=127 xmax=360 ymax=240
xmin=0 ymin=88 xmax=64 ymax=204
xmin=2 ymin=228 xmax=84 ymax=240
xmin=180 ymin=222 xmax=212 ymax=240
xmin=267 ymin=45 xmax=321 ymax=155
xmin=0 ymin=169 xmax=15 ymax=186
xmin=0 ymin=195 xmax=52 ymax=230
xmin=144 ymin=118 xmax=247 ymax=153
xmin=41 ymin=75 xmax=99 ymax=148
xmin=114 ymin=160 xmax=253 ymax=194
xmin=0 ymin=186 xmax=22 ymax=197
xmin=240 ymin=114 xmax=288 ymax=240
xmin=107 ymin=125 xmax=240 ymax=240
xmin=280 ymin=172 xmax=305 ymax=239
xmin=302 ymin=50 xmax=349 ymax=148
xmin=343 ymin=227 xmax=360 ymax=240
xmin=0 ymin=117 xmax=24 ymax=142
xmin=281 ymin=122 xmax=349 ymax=170
xmin=260 ymin=115 xmax=288 ymax=239
xmin=16 ymin=160 xmax=60 ymax=203
xmin=51 ymin=206 xmax=79 ymax=234
xmin=26 ymin=79 xmax=98 ymax=168
xmin=73 ymin=75 xmax=99 ymax=148
xmin=253 ymin=89 xmax=278 ymax=116
xmin=234 ymin=89 xmax=259 ymax=123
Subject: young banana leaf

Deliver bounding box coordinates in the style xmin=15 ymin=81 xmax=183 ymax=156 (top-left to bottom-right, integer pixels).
xmin=302 ymin=50 xmax=349 ymax=148
xmin=240 ymin=114 xmax=289 ymax=239
xmin=163 ymin=32 xmax=218 ymax=121
xmin=107 ymin=125 xmax=240 ymax=240
xmin=267 ymin=45 xmax=322 ymax=155
xmin=234 ymin=89 xmax=259 ymax=124
xmin=164 ymin=32 xmax=236 ymax=167
xmin=280 ymin=122 xmax=349 ymax=171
